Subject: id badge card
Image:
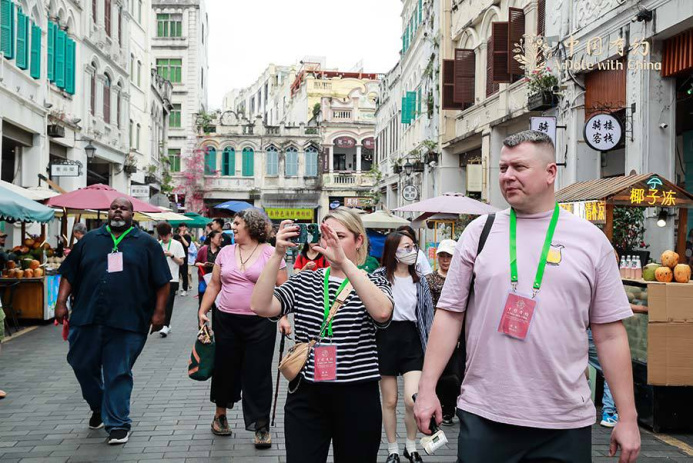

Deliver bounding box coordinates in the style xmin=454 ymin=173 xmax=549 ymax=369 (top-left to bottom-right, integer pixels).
xmin=107 ymin=252 xmax=124 ymax=273
xmin=313 ymin=344 xmax=337 ymax=382
xmin=498 ymin=291 xmax=538 ymax=341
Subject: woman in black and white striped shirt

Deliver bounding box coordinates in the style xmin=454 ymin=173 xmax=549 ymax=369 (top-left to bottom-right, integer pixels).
xmin=251 ymin=207 xmax=394 ymax=463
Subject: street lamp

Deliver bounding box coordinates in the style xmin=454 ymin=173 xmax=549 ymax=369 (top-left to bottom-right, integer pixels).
xmin=657 ymin=209 xmax=668 ymax=228
xmin=403 ymin=160 xmax=413 ymax=176
xmin=84 ymin=141 xmax=97 ymax=160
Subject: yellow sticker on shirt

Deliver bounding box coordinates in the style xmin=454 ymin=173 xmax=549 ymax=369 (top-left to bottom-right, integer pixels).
xmin=547 ymin=244 xmax=564 ymax=266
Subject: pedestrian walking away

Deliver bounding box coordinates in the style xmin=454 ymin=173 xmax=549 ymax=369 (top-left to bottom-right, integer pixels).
xmin=176 ymin=224 xmax=193 ymax=295
xmin=374 ymin=232 xmax=434 ymax=463
xmin=157 ymin=221 xmax=186 ymax=337
xmin=55 ymin=198 xmax=171 ymax=445
xmin=198 ymin=209 xmax=288 ymax=448
xmin=424 ymin=239 xmax=461 ymax=427
xmin=250 ymin=207 xmax=394 ymax=463
xmin=413 ymin=130 xmax=641 ymax=463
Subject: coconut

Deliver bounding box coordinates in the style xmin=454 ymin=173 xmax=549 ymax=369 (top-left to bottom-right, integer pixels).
xmin=661 ymin=250 xmax=679 ymax=269
xmin=643 ymin=263 xmax=659 ymax=281
xmin=655 ymin=266 xmax=674 ymax=283
xmin=674 ymin=264 xmax=691 ymax=283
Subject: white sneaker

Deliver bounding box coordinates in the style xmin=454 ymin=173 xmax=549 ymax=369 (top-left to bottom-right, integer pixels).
xmin=181 ymin=290 xmax=187 ymax=296
xmin=159 ymin=326 xmax=171 ymax=337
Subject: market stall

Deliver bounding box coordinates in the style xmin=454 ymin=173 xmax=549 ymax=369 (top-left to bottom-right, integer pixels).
xmin=0 ymin=184 xmax=60 ymax=326
xmin=555 ymin=173 xmax=693 ymax=432
xmin=395 ymin=192 xmax=500 ymax=269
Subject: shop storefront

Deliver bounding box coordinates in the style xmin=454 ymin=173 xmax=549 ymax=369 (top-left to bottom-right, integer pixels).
xmin=556 ymin=173 xmax=693 ymax=432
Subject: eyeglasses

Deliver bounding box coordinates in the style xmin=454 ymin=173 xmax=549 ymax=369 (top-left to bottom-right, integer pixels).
xmin=395 ymin=245 xmax=418 ymax=256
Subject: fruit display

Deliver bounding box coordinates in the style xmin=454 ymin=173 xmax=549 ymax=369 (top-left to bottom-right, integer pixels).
xmin=661 ymin=250 xmax=679 ymax=269
xmin=674 ymin=264 xmax=691 ymax=283
xmin=0 ymin=233 xmax=61 ymax=279
xmin=643 ymin=263 xmax=659 ymax=281
xmin=655 ymin=266 xmax=673 ymax=283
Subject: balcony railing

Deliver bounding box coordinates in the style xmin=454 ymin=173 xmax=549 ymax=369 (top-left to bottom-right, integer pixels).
xmin=323 ymin=172 xmax=376 ymax=188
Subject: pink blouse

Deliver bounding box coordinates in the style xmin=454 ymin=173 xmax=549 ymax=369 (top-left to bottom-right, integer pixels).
xmin=215 ymin=244 xmax=286 ymax=316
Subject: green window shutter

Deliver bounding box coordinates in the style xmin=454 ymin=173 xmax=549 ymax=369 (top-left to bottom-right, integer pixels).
xmin=55 ymin=28 xmax=65 ymax=89
xmin=204 ymin=147 xmax=216 ymax=174
xmin=16 ymin=9 xmax=27 ymax=69
xmin=222 ymin=148 xmax=234 ymax=175
xmin=1 ymin=0 xmax=15 ymax=60
xmin=417 ymin=88 xmax=422 ymax=117
xmin=30 ymin=21 xmax=40 ymax=78
xmin=407 ymin=91 xmax=417 ymax=121
xmin=65 ymin=38 xmax=75 ymax=94
xmin=242 ymin=148 xmax=254 ymax=176
xmin=47 ymin=21 xmax=55 ymax=81
xmin=401 ymin=96 xmax=410 ymax=124
xmin=419 ymin=0 xmax=423 ymax=23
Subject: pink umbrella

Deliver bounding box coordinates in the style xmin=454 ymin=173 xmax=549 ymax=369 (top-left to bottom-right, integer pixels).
xmin=394 ymin=192 xmax=500 ymax=215
xmin=46 ymin=183 xmax=162 ymax=213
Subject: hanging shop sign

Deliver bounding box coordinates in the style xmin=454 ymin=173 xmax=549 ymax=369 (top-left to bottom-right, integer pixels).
xmin=130 ymin=185 xmax=150 ymax=197
xmin=362 ymin=137 xmax=375 ymax=150
xmin=583 ymin=113 xmax=623 ymax=151
xmin=334 ymin=137 xmax=356 ymax=149
xmin=627 ymin=175 xmax=677 ymax=207
xmin=345 ymin=197 xmax=369 ymax=208
xmin=559 ymin=201 xmax=606 ymax=224
xmin=50 ymin=159 xmax=82 ymax=177
xmin=530 ymin=116 xmax=557 ymax=147
xmin=265 ymin=208 xmax=315 ymax=221
xmin=402 ymin=184 xmax=419 ymax=202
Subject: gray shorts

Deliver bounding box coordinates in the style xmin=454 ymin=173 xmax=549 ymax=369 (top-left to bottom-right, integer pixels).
xmin=456 ymin=409 xmax=591 ymax=463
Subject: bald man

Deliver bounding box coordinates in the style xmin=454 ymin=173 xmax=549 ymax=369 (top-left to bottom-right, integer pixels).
xmin=414 ymin=131 xmax=640 ymax=463
xmin=57 ymin=198 xmax=171 ymax=445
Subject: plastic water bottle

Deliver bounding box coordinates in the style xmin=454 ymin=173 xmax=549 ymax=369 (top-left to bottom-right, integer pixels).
xmin=625 ymin=256 xmax=632 ymax=279
xmin=619 ymin=256 xmax=627 ymax=278
xmin=633 ymin=256 xmax=642 ymax=280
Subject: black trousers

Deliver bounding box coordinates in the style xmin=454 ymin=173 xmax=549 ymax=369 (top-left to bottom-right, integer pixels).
xmin=164 ymin=282 xmax=178 ymax=327
xmin=210 ymin=310 xmax=276 ymax=431
xmin=285 ymin=380 xmax=382 ymax=463
xmin=437 ymin=342 xmax=464 ymax=419
xmin=180 ymin=262 xmax=189 ymax=291
xmin=456 ymin=410 xmax=591 ymax=463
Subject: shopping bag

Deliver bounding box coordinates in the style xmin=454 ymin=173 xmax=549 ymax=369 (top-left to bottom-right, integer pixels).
xmin=188 ymin=325 xmax=215 ymax=381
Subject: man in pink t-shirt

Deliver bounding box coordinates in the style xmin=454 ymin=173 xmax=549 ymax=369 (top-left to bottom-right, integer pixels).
xmin=414 ymin=130 xmax=641 ymax=463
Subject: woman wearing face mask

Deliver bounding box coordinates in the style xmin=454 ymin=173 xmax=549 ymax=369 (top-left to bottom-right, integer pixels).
xmin=374 ymin=232 xmax=434 ymax=463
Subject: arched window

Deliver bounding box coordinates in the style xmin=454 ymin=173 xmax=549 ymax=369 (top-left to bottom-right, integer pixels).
xmin=103 ymin=74 xmax=111 ymax=124
xmin=205 ymin=147 xmax=217 ymax=174
xmin=222 ymin=147 xmax=235 ymax=176
xmin=90 ymin=66 xmax=97 ymax=115
xmin=266 ymin=146 xmax=278 ymax=175
xmin=285 ymin=147 xmax=298 ymax=177
xmin=242 ymin=147 xmax=254 ymax=177
xmin=305 ymin=146 xmax=318 ymax=177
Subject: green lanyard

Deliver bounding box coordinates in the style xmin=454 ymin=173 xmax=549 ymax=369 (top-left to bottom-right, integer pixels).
xmin=509 ymin=203 xmax=560 ymax=296
xmin=322 ymin=267 xmax=349 ymax=337
xmin=159 ymin=239 xmax=171 ymax=251
xmin=107 ymin=226 xmax=134 ymax=252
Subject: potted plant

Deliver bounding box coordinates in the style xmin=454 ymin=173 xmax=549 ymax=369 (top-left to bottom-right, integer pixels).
xmin=422 ymin=139 xmax=438 ymax=163
xmin=613 ymin=207 xmax=650 ymax=264
xmin=526 ymin=68 xmax=559 ymax=111
xmin=123 ymin=153 xmax=137 ymax=174
xmin=144 ymin=164 xmax=159 ymax=184
xmin=413 ymin=161 xmax=425 ymax=172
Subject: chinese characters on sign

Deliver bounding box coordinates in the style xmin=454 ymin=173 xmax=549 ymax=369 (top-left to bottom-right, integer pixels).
xmin=530 ymin=117 xmax=557 ymax=147
xmin=50 ymin=163 xmax=80 ymax=177
xmin=265 ymin=208 xmax=315 ymax=221
xmin=334 ymin=137 xmax=356 ymax=149
xmin=629 ymin=188 xmax=677 ymax=207
xmin=583 ymin=114 xmax=623 ymax=152
xmin=130 ymin=185 xmax=150 ymax=197
xmin=559 ymin=201 xmax=606 ymax=224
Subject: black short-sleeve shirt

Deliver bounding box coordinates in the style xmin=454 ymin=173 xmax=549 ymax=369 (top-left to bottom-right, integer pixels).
xmin=59 ymin=225 xmax=172 ymax=334
xmin=273 ymin=268 xmax=393 ymax=383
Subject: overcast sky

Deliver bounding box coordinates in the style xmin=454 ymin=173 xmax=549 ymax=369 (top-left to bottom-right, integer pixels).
xmin=207 ymin=0 xmax=402 ymax=109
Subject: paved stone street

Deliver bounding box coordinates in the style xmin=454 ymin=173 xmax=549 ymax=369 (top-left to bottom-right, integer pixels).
xmin=1 ymin=290 xmax=693 ymax=462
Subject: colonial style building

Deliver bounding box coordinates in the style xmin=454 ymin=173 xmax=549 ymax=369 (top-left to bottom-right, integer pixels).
xmin=195 ymin=112 xmax=322 ymax=222
xmin=152 ymin=0 xmax=209 ymax=207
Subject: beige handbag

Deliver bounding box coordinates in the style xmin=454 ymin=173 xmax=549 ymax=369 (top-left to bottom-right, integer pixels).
xmin=278 ymin=281 xmax=354 ymax=384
